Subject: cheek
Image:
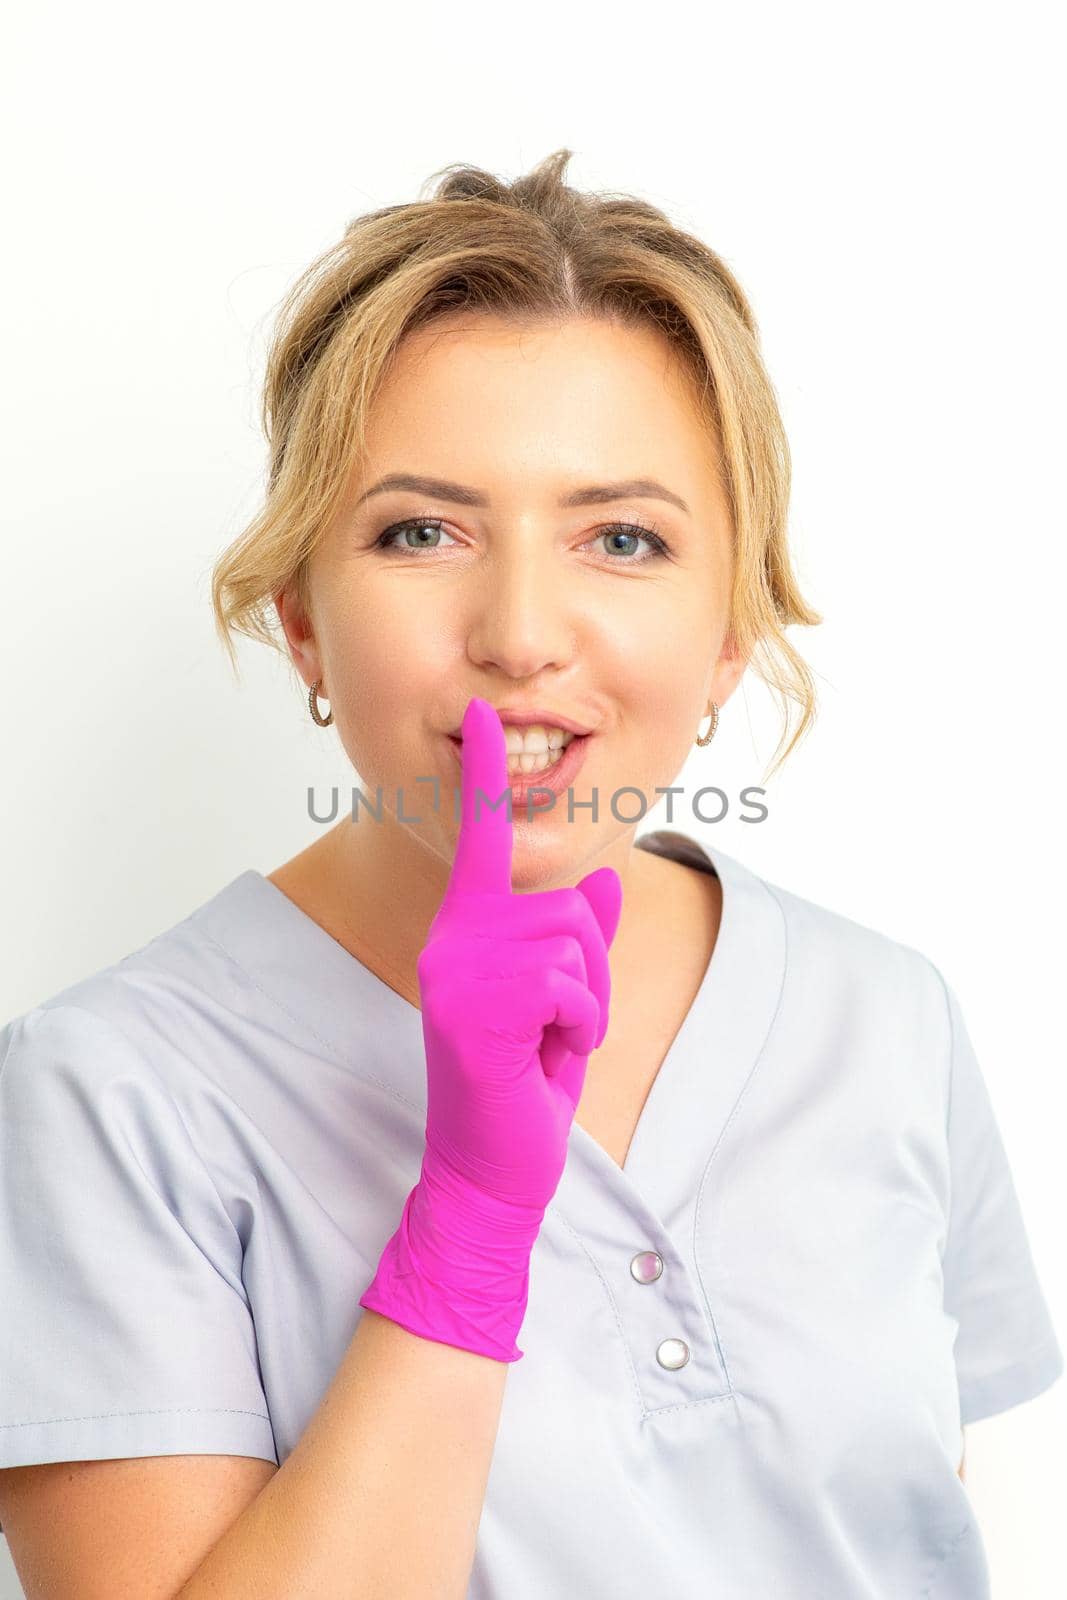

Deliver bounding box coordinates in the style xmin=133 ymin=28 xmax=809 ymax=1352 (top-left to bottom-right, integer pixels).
xmin=601 ymin=611 xmax=714 ymax=780
xmin=613 ymin=611 xmax=708 ymax=714
xmin=315 ymin=589 xmax=452 ymax=779
xmin=326 ymin=585 xmax=451 ymax=698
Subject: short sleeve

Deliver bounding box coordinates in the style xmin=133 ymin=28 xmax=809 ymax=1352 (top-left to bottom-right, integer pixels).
xmin=935 ymin=971 xmax=1064 ymax=1425
xmin=0 ymin=1002 xmax=277 ymax=1527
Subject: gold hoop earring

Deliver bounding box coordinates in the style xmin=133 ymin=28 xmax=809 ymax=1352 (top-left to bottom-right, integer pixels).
xmin=695 ymin=702 xmax=719 ymax=747
xmin=309 ymin=679 xmax=333 ymax=727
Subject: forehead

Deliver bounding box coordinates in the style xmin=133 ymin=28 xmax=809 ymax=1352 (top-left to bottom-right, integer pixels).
xmin=359 ymin=314 xmax=719 ymax=496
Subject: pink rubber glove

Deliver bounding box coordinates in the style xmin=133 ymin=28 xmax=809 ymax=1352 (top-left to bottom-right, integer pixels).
xmin=359 ymin=695 xmax=623 ymax=1361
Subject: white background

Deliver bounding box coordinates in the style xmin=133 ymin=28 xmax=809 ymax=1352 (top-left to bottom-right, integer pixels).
xmin=2 ymin=0 xmax=1063 ymax=1593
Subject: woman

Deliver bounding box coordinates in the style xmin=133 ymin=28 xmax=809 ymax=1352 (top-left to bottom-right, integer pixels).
xmin=0 ymin=149 xmax=1060 ymax=1598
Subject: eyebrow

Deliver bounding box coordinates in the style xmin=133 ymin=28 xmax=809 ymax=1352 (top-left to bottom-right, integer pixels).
xmin=352 ymin=472 xmax=691 ymax=516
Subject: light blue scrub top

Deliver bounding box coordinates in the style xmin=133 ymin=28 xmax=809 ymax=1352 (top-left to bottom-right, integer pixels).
xmin=0 ymin=830 xmax=1062 ymax=1597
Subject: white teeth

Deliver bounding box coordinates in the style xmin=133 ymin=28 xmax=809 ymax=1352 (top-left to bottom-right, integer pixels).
xmin=502 ymin=724 xmax=575 ymax=755
xmin=503 ymin=725 xmax=576 ymax=777
xmin=509 ymin=750 xmax=559 ymax=776
xmin=451 ymin=722 xmax=583 ymax=779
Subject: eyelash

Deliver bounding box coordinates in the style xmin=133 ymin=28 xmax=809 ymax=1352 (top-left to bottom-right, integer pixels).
xmin=372 ymin=513 xmax=673 ymax=565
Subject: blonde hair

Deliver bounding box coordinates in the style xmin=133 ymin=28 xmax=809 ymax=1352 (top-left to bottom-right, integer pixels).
xmin=212 ymin=148 xmax=822 ymax=778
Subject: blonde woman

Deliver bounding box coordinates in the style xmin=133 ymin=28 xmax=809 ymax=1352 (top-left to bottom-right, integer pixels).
xmin=0 ymin=150 xmax=1060 ymax=1599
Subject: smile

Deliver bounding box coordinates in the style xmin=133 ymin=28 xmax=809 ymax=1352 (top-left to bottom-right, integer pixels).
xmin=446 ymin=730 xmax=592 ymax=807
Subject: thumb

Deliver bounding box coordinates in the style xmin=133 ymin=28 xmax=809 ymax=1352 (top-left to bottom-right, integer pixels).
xmin=575 ymin=865 xmax=623 ymax=951
xmin=574 ymin=866 xmax=623 ymax=1049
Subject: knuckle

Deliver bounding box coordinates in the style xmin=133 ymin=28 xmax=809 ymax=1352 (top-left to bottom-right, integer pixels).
xmin=558 ymin=933 xmax=586 ymax=972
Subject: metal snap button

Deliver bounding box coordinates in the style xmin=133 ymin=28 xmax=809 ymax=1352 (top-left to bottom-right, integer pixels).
xmin=629 ymin=1250 xmax=664 ymax=1284
xmin=656 ymin=1338 xmax=690 ymax=1370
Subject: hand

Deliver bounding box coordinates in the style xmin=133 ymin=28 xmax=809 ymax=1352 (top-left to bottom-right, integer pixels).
xmin=359 ymin=695 xmax=623 ymax=1361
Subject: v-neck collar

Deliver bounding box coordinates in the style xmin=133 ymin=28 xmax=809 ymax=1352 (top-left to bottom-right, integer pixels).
xmin=193 ymin=830 xmax=787 ymax=1233
xmin=563 ymin=835 xmax=787 ymax=1234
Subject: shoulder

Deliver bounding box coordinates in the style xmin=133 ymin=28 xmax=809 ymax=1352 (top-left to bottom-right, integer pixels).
xmin=0 ymin=872 xmax=269 ymax=1104
xmin=716 ymin=843 xmax=952 ymax=1048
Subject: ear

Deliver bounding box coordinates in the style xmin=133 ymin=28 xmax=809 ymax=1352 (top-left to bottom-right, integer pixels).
xmin=709 ymin=624 xmax=750 ymax=707
xmin=274 ymin=584 xmax=322 ymax=690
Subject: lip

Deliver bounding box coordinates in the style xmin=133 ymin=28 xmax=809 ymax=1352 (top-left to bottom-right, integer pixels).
xmin=446 ymin=707 xmax=594 ymax=737
xmin=445 ymin=731 xmax=592 ymax=810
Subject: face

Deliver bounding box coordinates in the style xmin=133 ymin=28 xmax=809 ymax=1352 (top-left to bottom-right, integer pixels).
xmin=277 ymin=313 xmax=746 ymax=890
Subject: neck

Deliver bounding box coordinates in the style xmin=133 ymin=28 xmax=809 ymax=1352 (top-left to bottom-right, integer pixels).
xmin=276 ymin=808 xmax=657 ymax=1010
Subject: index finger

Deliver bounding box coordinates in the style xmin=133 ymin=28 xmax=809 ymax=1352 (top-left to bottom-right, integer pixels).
xmin=446 ymin=696 xmax=514 ymax=897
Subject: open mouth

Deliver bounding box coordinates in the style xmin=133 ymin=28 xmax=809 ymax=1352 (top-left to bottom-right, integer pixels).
xmin=446 ymin=731 xmax=592 ymax=804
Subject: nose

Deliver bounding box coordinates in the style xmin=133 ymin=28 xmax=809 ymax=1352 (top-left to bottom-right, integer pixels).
xmin=463 ymin=540 xmax=578 ymax=679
